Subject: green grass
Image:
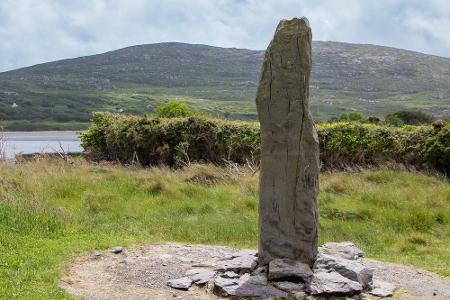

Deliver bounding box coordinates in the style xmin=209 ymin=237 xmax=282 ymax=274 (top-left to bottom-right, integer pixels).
xmin=0 ymin=159 xmax=449 ymax=298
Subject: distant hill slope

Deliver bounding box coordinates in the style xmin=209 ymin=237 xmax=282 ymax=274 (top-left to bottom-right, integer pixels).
xmin=0 ymin=42 xmax=449 ymax=126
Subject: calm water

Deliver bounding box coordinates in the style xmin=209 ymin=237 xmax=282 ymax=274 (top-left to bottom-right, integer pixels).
xmin=1 ymin=131 xmax=83 ymax=160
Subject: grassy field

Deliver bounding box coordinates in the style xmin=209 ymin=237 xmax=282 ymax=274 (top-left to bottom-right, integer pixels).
xmin=0 ymin=158 xmax=449 ymax=298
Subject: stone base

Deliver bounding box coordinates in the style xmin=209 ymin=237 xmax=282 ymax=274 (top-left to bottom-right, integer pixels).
xmin=167 ymin=242 xmax=396 ymax=299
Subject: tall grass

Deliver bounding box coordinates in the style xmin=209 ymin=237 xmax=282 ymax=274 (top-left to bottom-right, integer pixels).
xmin=0 ymin=158 xmax=449 ymax=298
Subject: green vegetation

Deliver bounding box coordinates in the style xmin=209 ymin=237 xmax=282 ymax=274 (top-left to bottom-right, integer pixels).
xmin=1 ymin=42 xmax=449 ymax=129
xmin=0 ymin=158 xmax=448 ymax=298
xmin=81 ymin=113 xmax=450 ymax=175
xmin=80 ymin=113 xmax=260 ymax=166
xmin=385 ymin=110 xmax=434 ymax=126
xmin=153 ymin=101 xmax=193 ymax=118
xmin=339 ymin=112 xmax=366 ymax=122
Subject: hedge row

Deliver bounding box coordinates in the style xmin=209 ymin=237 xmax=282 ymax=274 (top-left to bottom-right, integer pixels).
xmin=80 ymin=113 xmax=450 ymax=175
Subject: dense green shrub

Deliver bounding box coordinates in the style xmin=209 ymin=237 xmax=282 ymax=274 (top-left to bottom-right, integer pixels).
xmin=423 ymin=125 xmax=450 ymax=175
xmin=385 ymin=110 xmax=434 ymax=126
xmin=153 ymin=101 xmax=193 ymax=118
xmin=80 ymin=113 xmax=449 ymax=174
xmin=339 ymin=112 xmax=366 ymax=122
xmin=81 ymin=112 xmax=260 ymax=166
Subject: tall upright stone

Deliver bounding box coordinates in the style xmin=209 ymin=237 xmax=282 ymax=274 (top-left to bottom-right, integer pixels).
xmin=256 ymin=17 xmax=320 ymax=266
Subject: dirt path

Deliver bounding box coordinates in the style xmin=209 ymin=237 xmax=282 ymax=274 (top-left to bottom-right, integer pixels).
xmin=60 ymin=244 xmax=450 ymax=300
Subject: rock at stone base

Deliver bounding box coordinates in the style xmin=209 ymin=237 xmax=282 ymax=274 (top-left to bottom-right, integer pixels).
xmin=319 ymin=242 xmax=364 ymax=260
xmin=243 ymin=273 xmax=268 ymax=286
xmin=291 ymin=291 xmax=307 ymax=300
xmin=219 ymin=282 xmax=288 ymax=298
xmin=214 ymin=276 xmax=239 ymax=289
xmin=269 ymin=259 xmax=313 ymax=282
xmin=369 ymin=280 xmax=396 ymax=297
xmin=272 ymin=281 xmax=305 ymax=293
xmin=92 ymin=251 xmax=102 ymax=258
xmin=222 ymin=271 xmax=240 ymax=278
xmin=186 ymin=268 xmax=216 ymax=285
xmin=230 ymin=249 xmax=258 ymax=258
xmin=307 ymin=271 xmax=363 ymax=295
xmin=111 ymin=246 xmax=123 ymax=254
xmin=252 ymin=266 xmax=267 ymax=275
xmin=167 ymin=277 xmax=193 ymax=290
xmin=215 ymin=254 xmax=258 ymax=273
xmin=314 ymin=254 xmax=373 ymax=288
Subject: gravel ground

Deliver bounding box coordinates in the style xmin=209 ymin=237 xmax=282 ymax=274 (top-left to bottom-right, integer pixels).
xmin=60 ymin=244 xmax=450 ymax=300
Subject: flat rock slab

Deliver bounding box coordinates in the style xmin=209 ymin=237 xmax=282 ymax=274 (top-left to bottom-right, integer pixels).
xmin=214 ymin=252 xmax=258 ymax=273
xmin=218 ymin=282 xmax=288 ymax=298
xmin=269 ymin=258 xmax=313 ymax=281
xmin=314 ymin=253 xmax=373 ymax=288
xmin=167 ymin=277 xmax=193 ymax=290
xmin=272 ymin=281 xmax=305 ymax=292
xmin=187 ymin=269 xmax=217 ymax=285
xmin=60 ymin=243 xmax=450 ymax=299
xmin=307 ymin=271 xmax=363 ymax=295
xmin=318 ymin=242 xmax=364 ymax=260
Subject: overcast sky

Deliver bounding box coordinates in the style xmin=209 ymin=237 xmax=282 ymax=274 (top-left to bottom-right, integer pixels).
xmin=0 ymin=0 xmax=449 ymax=72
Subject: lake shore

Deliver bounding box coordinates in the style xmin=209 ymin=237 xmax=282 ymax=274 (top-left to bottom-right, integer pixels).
xmin=1 ymin=131 xmax=83 ymax=160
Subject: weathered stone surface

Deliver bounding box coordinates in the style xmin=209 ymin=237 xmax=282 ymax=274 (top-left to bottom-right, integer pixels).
xmin=291 ymin=291 xmax=307 ymax=300
xmin=272 ymin=281 xmax=305 ymax=292
xmin=215 ymin=254 xmax=258 ymax=273
xmin=256 ymin=17 xmax=319 ymax=266
xmin=214 ymin=276 xmax=239 ymax=289
xmin=166 ymin=277 xmax=193 ymax=290
xmin=369 ymin=280 xmax=396 ymax=297
xmin=214 ymin=273 xmax=286 ymax=297
xmin=222 ymin=271 xmax=240 ymax=278
xmin=252 ymin=266 xmax=267 ymax=275
xmin=307 ymin=271 xmax=363 ymax=295
xmin=314 ymin=254 xmax=373 ymax=288
xmin=185 ymin=268 xmax=216 ymax=285
xmin=319 ymin=242 xmax=364 ymax=260
xmin=246 ymin=273 xmax=268 ymax=285
xmin=220 ymin=282 xmax=288 ymax=298
xmin=230 ymin=249 xmax=258 ymax=258
xmin=268 ymin=258 xmax=313 ymax=281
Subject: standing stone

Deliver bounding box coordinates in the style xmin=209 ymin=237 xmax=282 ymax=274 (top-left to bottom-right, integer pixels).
xmin=256 ymin=17 xmax=319 ymax=266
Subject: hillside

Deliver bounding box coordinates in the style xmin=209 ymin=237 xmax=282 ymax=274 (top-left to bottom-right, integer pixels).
xmin=0 ymin=42 xmax=449 ymax=128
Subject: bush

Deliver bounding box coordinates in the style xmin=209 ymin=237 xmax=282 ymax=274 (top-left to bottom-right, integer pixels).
xmin=153 ymin=101 xmax=193 ymax=118
xmin=80 ymin=113 xmax=449 ymax=174
xmin=424 ymin=125 xmax=450 ymax=175
xmin=385 ymin=111 xmax=434 ymax=126
xmin=80 ymin=113 xmax=260 ymax=166
xmin=339 ymin=112 xmax=366 ymax=122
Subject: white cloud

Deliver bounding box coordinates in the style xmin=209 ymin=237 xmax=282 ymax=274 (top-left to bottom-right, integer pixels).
xmin=0 ymin=0 xmax=449 ymax=72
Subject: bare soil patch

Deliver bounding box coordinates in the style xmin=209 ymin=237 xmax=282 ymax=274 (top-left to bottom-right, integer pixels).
xmin=60 ymin=244 xmax=450 ymax=299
